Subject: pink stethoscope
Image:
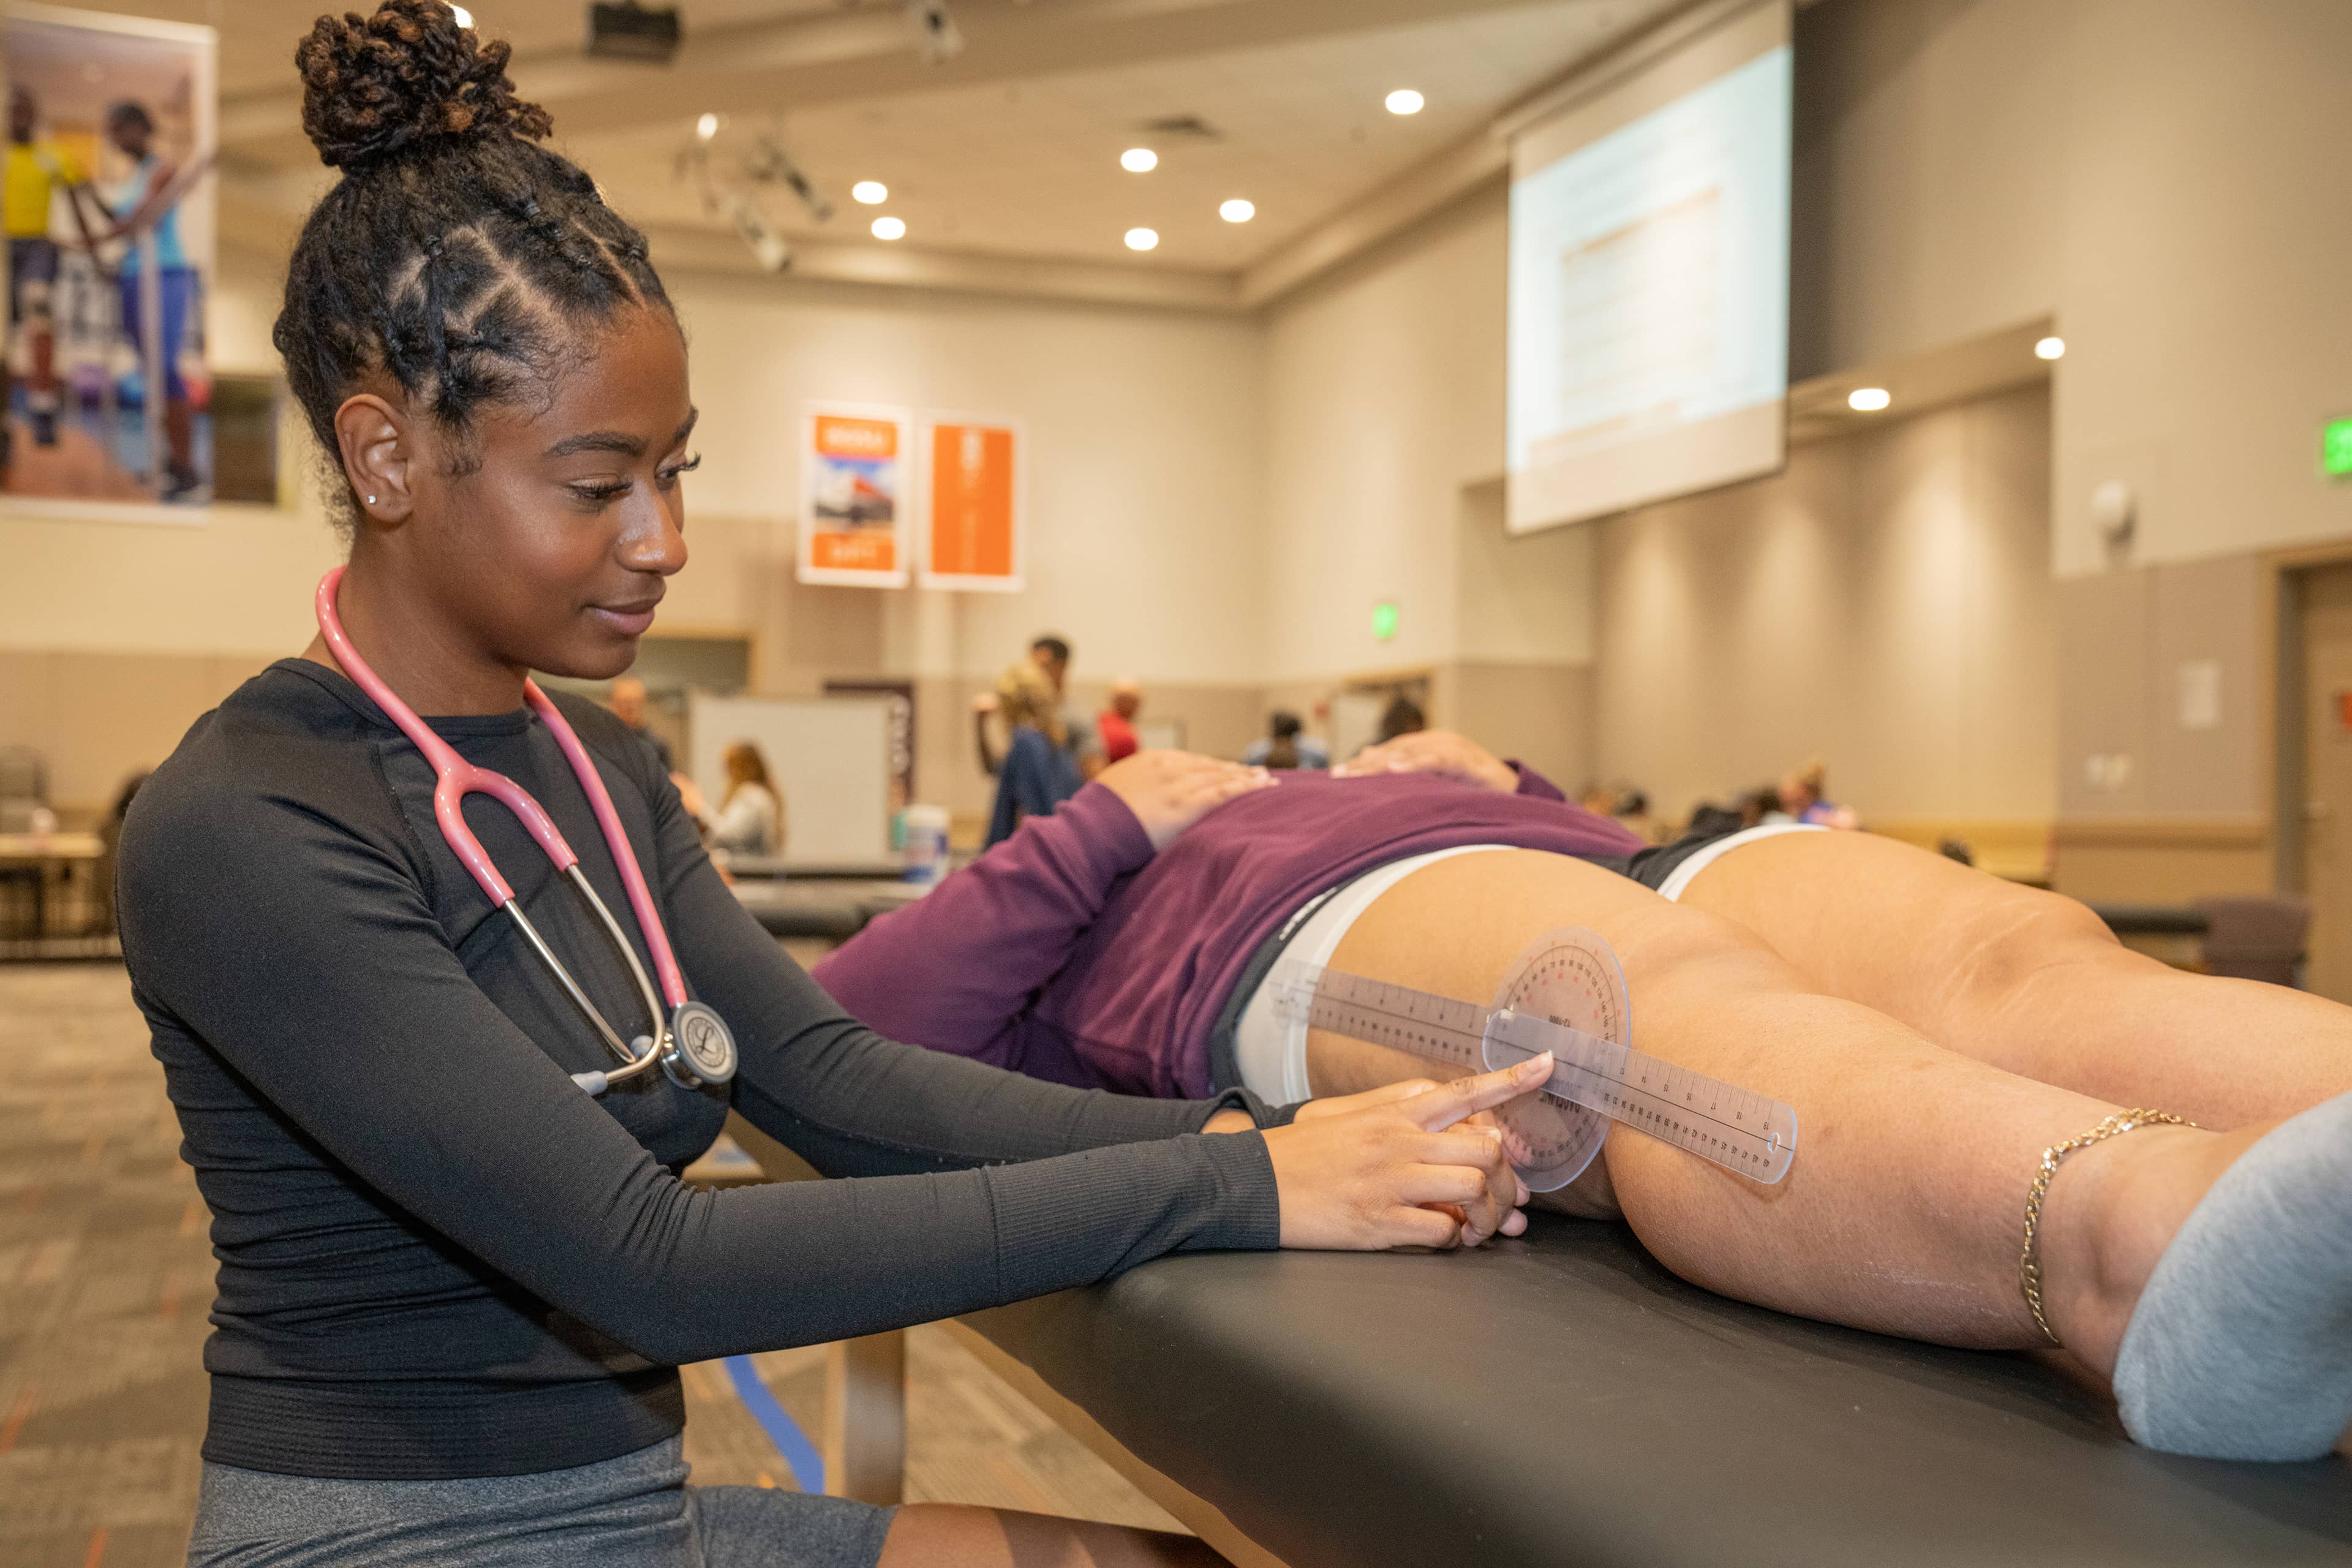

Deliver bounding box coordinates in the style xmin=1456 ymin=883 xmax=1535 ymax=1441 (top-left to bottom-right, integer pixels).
xmin=315 ymin=567 xmax=737 ymax=1097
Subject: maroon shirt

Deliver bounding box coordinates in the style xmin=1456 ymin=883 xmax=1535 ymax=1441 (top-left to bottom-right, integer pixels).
xmin=813 ymin=766 xmax=1641 ymax=1098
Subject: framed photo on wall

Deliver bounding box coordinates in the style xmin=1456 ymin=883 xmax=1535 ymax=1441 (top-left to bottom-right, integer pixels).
xmin=918 ymin=412 xmax=1023 ymax=592
xmin=2 ymin=2 xmax=217 ymax=519
xmin=798 ymin=401 xmax=911 ymax=587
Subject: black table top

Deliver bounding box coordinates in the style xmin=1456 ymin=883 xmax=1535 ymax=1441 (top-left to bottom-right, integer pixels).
xmin=963 ymin=1215 xmax=2352 ymax=1567
xmin=2089 ymin=903 xmax=2212 ymax=937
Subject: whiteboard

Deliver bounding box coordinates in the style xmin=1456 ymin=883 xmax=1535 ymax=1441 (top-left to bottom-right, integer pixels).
xmin=1330 ymin=692 xmax=1387 ymax=766
xmin=687 ymin=693 xmax=894 ymax=869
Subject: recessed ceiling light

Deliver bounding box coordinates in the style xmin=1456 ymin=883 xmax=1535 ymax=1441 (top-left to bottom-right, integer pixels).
xmin=1124 ymin=227 xmax=1159 ymax=252
xmin=2035 ymin=336 xmax=2065 ymax=361
xmin=1847 ymin=387 xmax=1891 ymax=412
xmin=872 ymin=216 xmax=906 ymax=241
xmin=695 ymin=112 xmax=719 ymax=141
xmin=1121 ymin=148 xmax=1158 ymax=173
xmin=1219 ymin=198 xmax=1255 ymax=224
xmin=851 ymin=180 xmax=888 ymax=205
xmin=1385 ymin=88 xmax=1424 ymax=115
xmin=450 ymin=4 xmax=473 ymax=26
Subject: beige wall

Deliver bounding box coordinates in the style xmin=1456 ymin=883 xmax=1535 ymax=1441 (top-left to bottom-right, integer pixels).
xmin=9 ymin=249 xmax=1272 ymax=813
xmin=1793 ymin=0 xmax=2352 ymax=577
xmin=1593 ymin=382 xmax=2056 ymax=826
xmin=1258 ymin=183 xmax=1602 ymax=688
xmin=1254 ymin=183 xmax=1602 ymax=785
xmin=667 ymin=270 xmax=1266 ymax=690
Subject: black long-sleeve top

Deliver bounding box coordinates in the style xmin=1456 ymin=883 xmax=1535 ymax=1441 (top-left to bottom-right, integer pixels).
xmin=116 ymin=662 xmax=1284 ymax=1480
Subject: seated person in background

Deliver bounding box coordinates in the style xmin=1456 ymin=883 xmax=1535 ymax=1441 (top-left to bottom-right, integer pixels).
xmin=1242 ymin=710 xmax=1328 ymax=771
xmin=1099 ymin=677 xmax=1143 ymax=764
xmin=984 ymin=662 xmax=1084 ymax=848
xmin=705 ymin=739 xmax=784 ymax=858
xmin=1773 ymin=758 xmax=1860 ymax=830
xmin=1375 ymin=695 xmax=1426 ymax=745
xmin=816 ymin=731 xmax=2352 ymax=1463
xmin=607 ymin=675 xmax=671 ymax=771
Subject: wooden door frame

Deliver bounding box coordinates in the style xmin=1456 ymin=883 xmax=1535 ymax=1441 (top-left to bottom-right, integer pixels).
xmin=2263 ymin=541 xmax=2352 ymax=892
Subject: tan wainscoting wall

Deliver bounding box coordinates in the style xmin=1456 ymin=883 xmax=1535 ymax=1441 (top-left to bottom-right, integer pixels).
xmin=2048 ymin=818 xmax=2272 ymax=905
xmin=1867 ymin=819 xmax=2052 ymax=886
xmin=0 ymin=648 xmax=279 ymax=823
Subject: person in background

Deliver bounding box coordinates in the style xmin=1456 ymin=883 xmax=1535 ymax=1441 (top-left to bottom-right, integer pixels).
xmin=607 ymin=675 xmax=671 ymax=771
xmin=985 ymin=661 xmax=1082 ymax=848
xmin=1099 ymin=677 xmax=1143 ymax=764
xmin=1376 ymin=696 xmax=1426 ymax=745
xmin=1777 ymin=759 xmax=1860 ymax=831
xmin=706 ymin=739 xmax=785 ymax=858
xmin=1610 ymin=788 xmax=1660 ymax=845
xmin=94 ymin=100 xmax=200 ymax=500
xmin=976 ymin=633 xmax=1103 ymax=782
xmin=1243 ymin=711 xmax=1327 ymax=771
xmin=5 ymin=86 xmax=97 ymax=451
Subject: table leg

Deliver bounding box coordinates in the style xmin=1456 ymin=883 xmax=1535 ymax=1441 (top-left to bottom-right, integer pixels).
xmin=826 ymin=1329 xmax=908 ymax=1506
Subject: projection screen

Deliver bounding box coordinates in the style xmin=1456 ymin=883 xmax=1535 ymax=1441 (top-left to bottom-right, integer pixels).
xmin=1506 ymin=0 xmax=1792 ymax=534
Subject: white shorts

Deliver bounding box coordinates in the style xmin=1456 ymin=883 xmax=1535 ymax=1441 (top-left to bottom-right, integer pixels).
xmin=1228 ymin=823 xmax=1823 ymax=1105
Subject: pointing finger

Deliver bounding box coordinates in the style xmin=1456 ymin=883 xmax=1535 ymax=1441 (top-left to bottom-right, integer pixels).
xmin=1403 ymin=1054 xmax=1553 ymax=1129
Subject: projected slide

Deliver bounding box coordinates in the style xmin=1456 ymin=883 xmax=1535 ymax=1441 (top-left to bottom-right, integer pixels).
xmin=1506 ymin=2 xmax=1790 ymax=533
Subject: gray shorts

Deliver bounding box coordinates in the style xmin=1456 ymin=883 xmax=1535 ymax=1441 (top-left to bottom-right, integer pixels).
xmin=184 ymin=1435 xmax=893 ymax=1568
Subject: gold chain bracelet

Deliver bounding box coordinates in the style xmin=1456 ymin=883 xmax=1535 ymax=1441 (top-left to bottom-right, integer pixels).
xmin=2019 ymin=1108 xmax=2196 ymax=1348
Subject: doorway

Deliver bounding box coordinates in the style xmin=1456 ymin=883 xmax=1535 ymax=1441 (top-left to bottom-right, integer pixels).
xmin=2291 ymin=564 xmax=2352 ymax=1000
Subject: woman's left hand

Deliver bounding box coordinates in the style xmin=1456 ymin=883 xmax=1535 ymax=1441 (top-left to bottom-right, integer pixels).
xmin=1332 ymin=731 xmax=1517 ymax=793
xmin=1096 ymin=750 xmax=1277 ymax=850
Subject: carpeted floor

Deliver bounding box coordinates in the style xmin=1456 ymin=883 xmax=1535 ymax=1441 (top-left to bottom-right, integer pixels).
xmin=0 ymin=962 xmax=1177 ymax=1567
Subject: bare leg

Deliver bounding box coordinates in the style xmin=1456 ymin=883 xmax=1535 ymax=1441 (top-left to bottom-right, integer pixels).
xmin=1303 ymin=850 xmax=2297 ymax=1392
xmin=1673 ymin=831 xmax=2352 ymax=1127
xmin=881 ymin=1505 xmax=1224 ymax=1566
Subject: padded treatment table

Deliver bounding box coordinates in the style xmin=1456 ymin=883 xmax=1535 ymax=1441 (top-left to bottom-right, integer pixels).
xmin=732 ymin=878 xmax=924 ymax=941
xmin=953 ymin=1214 xmax=2352 ymax=1566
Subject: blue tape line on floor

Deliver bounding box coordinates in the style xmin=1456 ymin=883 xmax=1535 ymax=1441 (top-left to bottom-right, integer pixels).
xmin=723 ymin=1354 xmax=826 ymax=1494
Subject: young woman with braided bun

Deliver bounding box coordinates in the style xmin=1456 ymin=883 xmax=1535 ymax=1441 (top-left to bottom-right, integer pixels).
xmin=115 ymin=6 xmax=1543 ymax=1564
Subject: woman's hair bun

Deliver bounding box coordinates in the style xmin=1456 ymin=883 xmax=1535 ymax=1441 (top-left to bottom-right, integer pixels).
xmin=295 ymin=0 xmax=553 ymax=172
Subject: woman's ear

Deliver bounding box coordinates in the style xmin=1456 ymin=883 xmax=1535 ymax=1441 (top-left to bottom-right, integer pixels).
xmin=333 ymin=393 xmax=415 ymax=526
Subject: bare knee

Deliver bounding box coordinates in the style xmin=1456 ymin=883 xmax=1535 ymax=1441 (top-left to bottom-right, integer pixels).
xmin=1618 ymin=901 xmax=1808 ymax=1003
xmin=1958 ymin=891 xmax=2130 ymax=1008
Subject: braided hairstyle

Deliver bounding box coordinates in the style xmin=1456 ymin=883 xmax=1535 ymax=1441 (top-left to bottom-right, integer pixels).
xmin=275 ymin=0 xmax=673 ymax=512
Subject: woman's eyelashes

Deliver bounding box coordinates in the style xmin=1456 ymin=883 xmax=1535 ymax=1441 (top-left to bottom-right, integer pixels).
xmin=564 ymin=454 xmax=698 ymax=507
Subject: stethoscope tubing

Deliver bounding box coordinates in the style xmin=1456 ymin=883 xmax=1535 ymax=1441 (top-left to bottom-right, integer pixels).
xmin=313 ymin=567 xmax=714 ymax=1093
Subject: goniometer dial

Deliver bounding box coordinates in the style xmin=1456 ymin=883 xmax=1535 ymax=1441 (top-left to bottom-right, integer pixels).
xmin=1489 ymin=928 xmax=1626 ymax=1191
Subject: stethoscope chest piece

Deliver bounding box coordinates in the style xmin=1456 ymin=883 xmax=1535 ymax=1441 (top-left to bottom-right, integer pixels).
xmin=666 ymin=1001 xmax=738 ymax=1088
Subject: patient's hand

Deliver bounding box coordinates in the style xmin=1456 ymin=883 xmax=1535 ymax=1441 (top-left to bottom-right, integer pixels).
xmin=1332 ymin=731 xmax=1515 ymax=793
xmin=1097 ymin=751 xmax=1276 ymax=851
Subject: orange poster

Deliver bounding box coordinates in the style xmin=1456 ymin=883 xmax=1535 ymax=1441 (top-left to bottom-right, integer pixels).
xmin=920 ymin=417 xmax=1023 ymax=592
xmin=800 ymin=405 xmax=911 ymax=587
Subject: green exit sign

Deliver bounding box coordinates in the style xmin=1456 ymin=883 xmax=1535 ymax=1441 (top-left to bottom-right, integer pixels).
xmin=2326 ymin=417 xmax=2352 ymax=478
xmin=1371 ymin=600 xmax=1400 ymax=641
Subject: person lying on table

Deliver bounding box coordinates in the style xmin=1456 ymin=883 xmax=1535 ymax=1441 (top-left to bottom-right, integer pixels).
xmin=816 ymin=731 xmax=2352 ymax=1464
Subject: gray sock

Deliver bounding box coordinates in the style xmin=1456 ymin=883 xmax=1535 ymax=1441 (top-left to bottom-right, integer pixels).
xmin=2111 ymin=1088 xmax=2352 ymax=1461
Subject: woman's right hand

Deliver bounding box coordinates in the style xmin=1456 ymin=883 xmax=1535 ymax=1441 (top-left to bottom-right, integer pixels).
xmin=1260 ymin=1055 xmax=1551 ymax=1250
